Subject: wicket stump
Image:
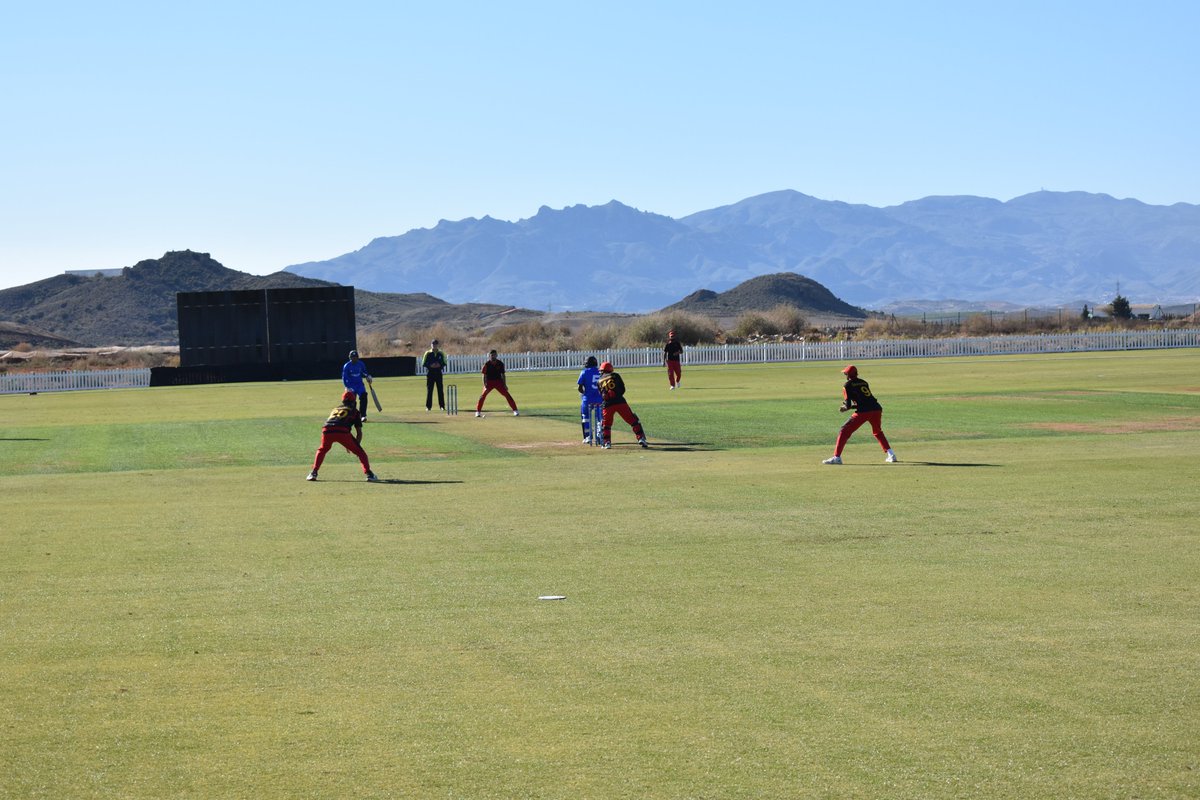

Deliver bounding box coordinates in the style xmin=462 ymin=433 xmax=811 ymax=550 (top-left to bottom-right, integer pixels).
xmin=587 ymin=403 xmax=603 ymax=446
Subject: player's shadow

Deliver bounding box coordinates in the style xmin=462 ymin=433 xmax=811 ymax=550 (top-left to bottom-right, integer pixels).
xmin=375 ymin=478 xmax=464 ymax=485
xmin=896 ymin=461 xmax=1000 ymax=468
xmin=0 ymin=437 xmax=50 ymax=441
xmin=614 ymin=441 xmax=720 ymax=452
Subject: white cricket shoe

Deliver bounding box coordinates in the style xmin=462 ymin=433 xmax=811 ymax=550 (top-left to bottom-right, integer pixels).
xmin=475 ymin=411 xmax=483 ymax=418
xmin=638 ymin=437 xmax=648 ymax=448
xmin=886 ymin=452 xmax=898 ymax=463
xmin=366 ymin=471 xmax=380 ymax=482
xmin=602 ymin=441 xmax=611 ymax=449
xmin=822 ymin=456 xmax=843 ymax=465
xmin=513 ymin=410 xmax=520 ymax=416
xmin=306 ymin=471 xmax=318 ymax=481
xmin=583 ymin=437 xmax=591 ymax=444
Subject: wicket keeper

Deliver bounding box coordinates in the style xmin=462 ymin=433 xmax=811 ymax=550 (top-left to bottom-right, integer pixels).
xmin=597 ymin=361 xmax=648 ymax=449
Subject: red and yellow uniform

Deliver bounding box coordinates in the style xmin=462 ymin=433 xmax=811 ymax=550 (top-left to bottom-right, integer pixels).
xmin=598 ymin=367 xmax=647 ymax=448
xmin=477 ymin=354 xmax=518 ymax=413
xmin=663 ymin=332 xmax=683 ymax=388
xmin=833 ymin=370 xmax=891 ymax=457
xmin=311 ymin=397 xmax=372 ymax=475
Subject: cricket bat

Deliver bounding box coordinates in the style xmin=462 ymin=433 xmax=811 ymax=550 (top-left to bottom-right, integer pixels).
xmin=368 ymin=383 xmax=383 ymax=413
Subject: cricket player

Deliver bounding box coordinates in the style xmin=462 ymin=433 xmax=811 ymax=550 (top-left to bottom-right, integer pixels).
xmin=475 ymin=349 xmax=519 ymax=417
xmin=663 ymin=329 xmax=684 ymax=389
xmin=597 ymin=361 xmax=648 ymax=449
xmin=823 ymin=364 xmax=897 ymax=464
xmin=577 ymin=355 xmax=604 ymax=443
xmin=308 ymin=390 xmax=380 ymax=481
xmin=342 ymin=349 xmax=373 ymax=420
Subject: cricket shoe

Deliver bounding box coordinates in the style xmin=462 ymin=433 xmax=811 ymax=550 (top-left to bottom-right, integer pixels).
xmin=602 ymin=442 xmax=611 ymax=449
xmin=638 ymin=437 xmax=649 ymax=448
xmin=306 ymin=471 xmax=318 ymax=481
xmin=583 ymin=437 xmax=592 ymax=444
xmin=886 ymin=452 xmax=898 ymax=463
xmin=475 ymin=411 xmax=484 ymax=418
xmin=366 ymin=471 xmax=380 ymax=482
xmin=513 ymin=410 xmax=520 ymax=416
xmin=822 ymin=456 xmax=843 ymax=465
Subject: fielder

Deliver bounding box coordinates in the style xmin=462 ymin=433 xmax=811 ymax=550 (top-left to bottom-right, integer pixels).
xmin=576 ymin=355 xmax=604 ymax=443
xmin=308 ymin=390 xmax=380 ymax=482
xmin=823 ymin=364 xmax=898 ymax=464
xmin=663 ymin=329 xmax=684 ymax=389
xmin=475 ymin=349 xmax=519 ymax=417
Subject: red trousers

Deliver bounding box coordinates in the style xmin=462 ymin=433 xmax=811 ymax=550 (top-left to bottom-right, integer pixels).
xmin=602 ymin=402 xmax=645 ymax=444
xmin=666 ymin=360 xmax=682 ymax=387
xmin=834 ymin=410 xmax=890 ymax=456
xmin=477 ymin=380 xmax=517 ymax=411
xmin=313 ymin=430 xmax=371 ymax=473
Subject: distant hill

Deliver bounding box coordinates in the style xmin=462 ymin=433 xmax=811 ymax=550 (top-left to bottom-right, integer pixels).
xmin=0 ymin=251 xmax=556 ymax=347
xmin=0 ymin=321 xmax=83 ymax=350
xmin=0 ymin=253 xmax=863 ymax=347
xmin=663 ymin=273 xmax=866 ymax=322
xmin=286 ymin=190 xmax=1200 ymax=310
xmin=0 ymin=251 xmax=333 ymax=346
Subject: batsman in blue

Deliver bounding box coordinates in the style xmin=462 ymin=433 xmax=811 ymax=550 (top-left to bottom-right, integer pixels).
xmin=577 ymin=355 xmax=604 ymax=444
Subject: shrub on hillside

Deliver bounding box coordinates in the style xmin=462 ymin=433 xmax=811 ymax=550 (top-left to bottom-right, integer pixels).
xmin=576 ymin=324 xmax=620 ymax=351
xmin=490 ymin=321 xmax=573 ymax=351
xmin=732 ymin=313 xmax=779 ymax=339
xmin=619 ymin=313 xmax=718 ymax=346
xmin=765 ymin=304 xmax=808 ymax=336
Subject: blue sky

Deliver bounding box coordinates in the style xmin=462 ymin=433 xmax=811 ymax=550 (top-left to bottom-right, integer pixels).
xmin=2 ymin=1 xmax=1196 ymax=290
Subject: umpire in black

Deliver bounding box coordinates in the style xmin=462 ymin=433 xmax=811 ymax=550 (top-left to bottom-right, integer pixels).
xmin=422 ymin=339 xmax=448 ymax=411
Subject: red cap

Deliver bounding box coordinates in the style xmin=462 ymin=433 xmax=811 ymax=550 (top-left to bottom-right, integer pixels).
xmin=600 ymin=361 xmax=614 ymax=373
xmin=342 ymin=390 xmax=357 ymax=403
xmin=842 ymin=365 xmax=858 ymax=378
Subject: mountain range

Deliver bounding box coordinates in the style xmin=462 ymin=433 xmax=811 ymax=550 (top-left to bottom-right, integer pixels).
xmin=285 ymin=190 xmax=1200 ymax=311
xmin=0 ymin=252 xmax=866 ymax=349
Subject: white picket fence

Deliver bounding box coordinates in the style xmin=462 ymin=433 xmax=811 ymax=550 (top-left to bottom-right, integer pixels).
xmin=422 ymin=329 xmax=1200 ymax=375
xmin=3 ymin=330 xmax=1198 ymax=394
xmin=0 ymin=367 xmax=152 ymax=394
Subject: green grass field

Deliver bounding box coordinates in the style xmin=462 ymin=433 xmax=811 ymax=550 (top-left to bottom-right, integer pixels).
xmin=2 ymin=350 xmax=1198 ymax=799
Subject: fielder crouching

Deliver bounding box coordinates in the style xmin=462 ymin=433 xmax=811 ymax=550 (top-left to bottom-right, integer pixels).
xmin=308 ymin=390 xmax=380 ymax=482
